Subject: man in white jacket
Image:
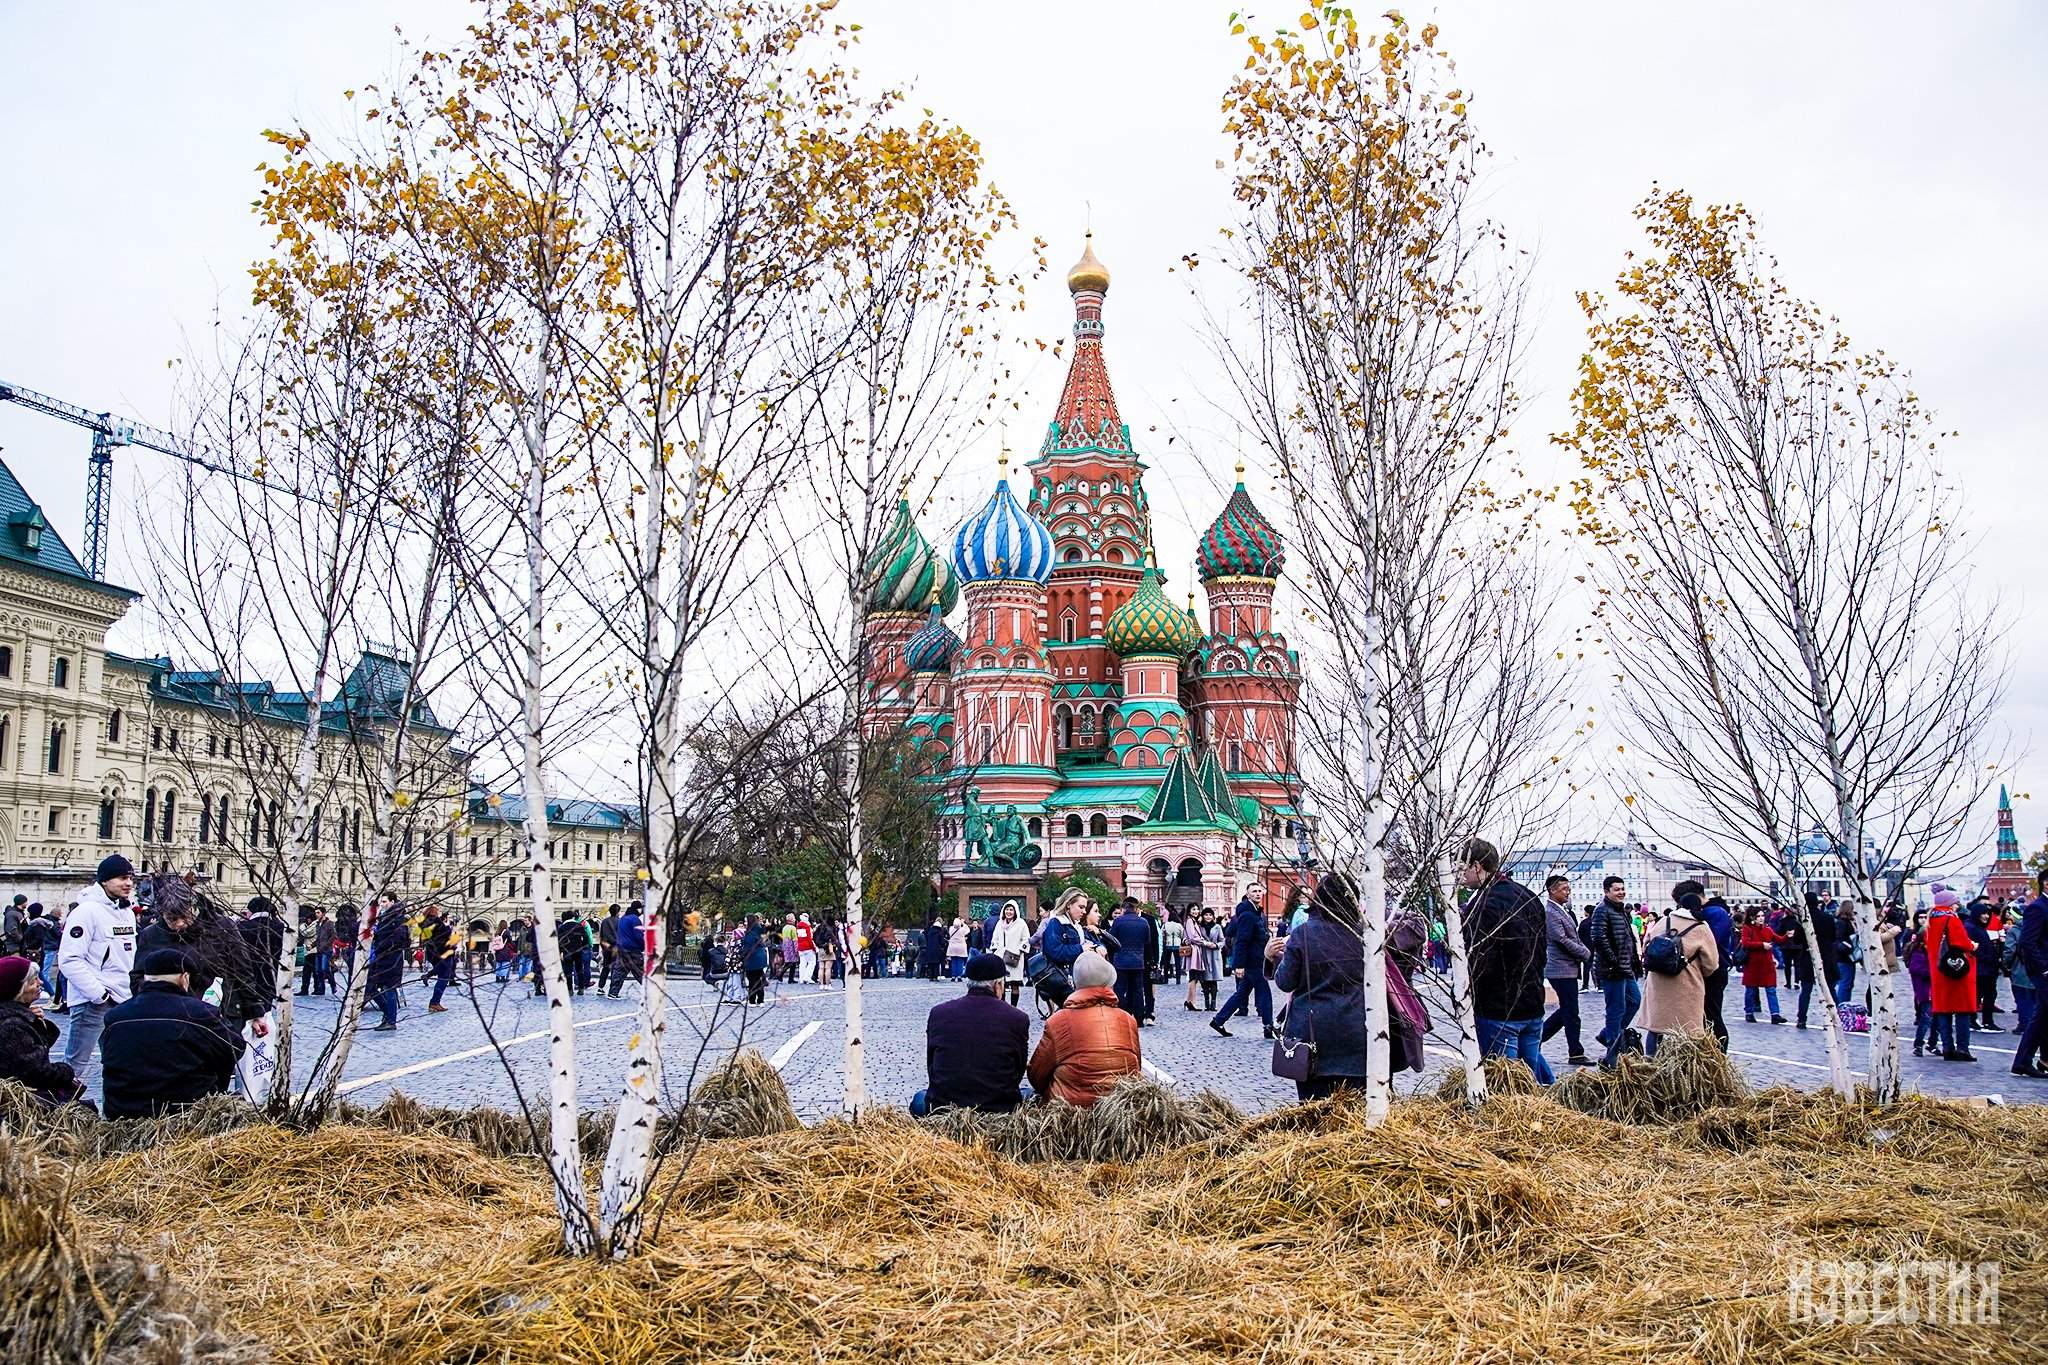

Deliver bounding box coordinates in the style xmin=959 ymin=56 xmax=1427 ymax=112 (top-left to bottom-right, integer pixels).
xmin=57 ymin=853 xmax=139 ymax=1098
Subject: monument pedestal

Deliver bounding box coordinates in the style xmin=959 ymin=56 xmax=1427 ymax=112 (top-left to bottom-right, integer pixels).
xmin=954 ymin=870 xmax=1039 ymax=925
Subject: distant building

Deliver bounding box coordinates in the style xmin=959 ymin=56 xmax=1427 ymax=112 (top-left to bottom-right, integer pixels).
xmin=1981 ymin=784 xmax=2030 ymax=905
xmin=1502 ymin=836 xmax=1701 ymax=909
xmin=1779 ymin=829 xmax=1905 ymax=904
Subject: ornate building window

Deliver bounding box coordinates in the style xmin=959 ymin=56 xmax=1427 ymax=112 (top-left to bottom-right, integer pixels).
xmin=51 ymin=656 xmax=69 ymax=688
xmin=0 ymin=714 xmax=9 ymax=768
xmin=107 ymin=709 xmax=122 ymax=743
xmin=159 ymin=790 xmax=176 ymax=844
xmin=1065 ymin=814 xmax=1084 ymax=839
xmin=1089 ymin=813 xmax=1109 ymax=837
xmin=1060 ymin=610 xmax=1077 ymax=643
xmin=198 ymin=795 xmax=212 ymax=845
xmin=46 ymin=723 xmax=65 ymax=774
xmin=0 ymin=645 xmax=11 ymax=678
xmin=98 ymin=796 xmax=116 ymax=840
xmin=1027 ymin=817 xmax=1042 ymax=838
xmin=143 ymin=788 xmax=157 ymax=840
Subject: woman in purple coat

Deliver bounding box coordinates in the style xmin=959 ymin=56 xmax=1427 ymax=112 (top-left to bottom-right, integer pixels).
xmin=1905 ymin=908 xmax=1934 ymax=1055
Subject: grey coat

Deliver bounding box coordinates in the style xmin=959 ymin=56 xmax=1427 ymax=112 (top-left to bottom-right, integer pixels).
xmin=1543 ymin=901 xmax=1592 ymax=980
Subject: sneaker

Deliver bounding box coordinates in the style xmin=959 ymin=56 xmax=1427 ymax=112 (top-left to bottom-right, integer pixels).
xmin=1567 ymin=1053 xmax=1594 ymax=1067
xmin=1953 ymin=1051 xmax=1978 ymax=1062
xmin=1263 ymin=1027 xmax=1277 ymax=1040
xmin=1978 ymin=1024 xmax=2003 ymax=1034
xmin=1210 ymin=1020 xmax=1232 ymax=1038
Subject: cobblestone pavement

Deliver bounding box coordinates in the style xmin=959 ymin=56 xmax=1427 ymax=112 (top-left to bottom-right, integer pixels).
xmin=47 ymin=968 xmax=2046 ymax=1116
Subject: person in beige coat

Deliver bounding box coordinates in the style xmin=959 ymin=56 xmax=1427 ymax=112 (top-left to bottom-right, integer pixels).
xmin=1638 ymin=887 xmax=1720 ymax=1054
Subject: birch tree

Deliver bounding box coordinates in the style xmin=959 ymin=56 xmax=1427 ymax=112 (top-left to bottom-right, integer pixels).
xmin=1564 ymin=190 xmax=2007 ymax=1102
xmin=1214 ymin=11 xmax=1537 ymax=1119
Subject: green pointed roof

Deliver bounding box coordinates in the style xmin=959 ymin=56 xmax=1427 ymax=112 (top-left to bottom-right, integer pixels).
xmin=1131 ymin=748 xmax=1234 ymax=832
xmin=1194 ymin=748 xmax=1240 ymax=826
xmin=1106 ymin=559 xmax=1201 ymax=658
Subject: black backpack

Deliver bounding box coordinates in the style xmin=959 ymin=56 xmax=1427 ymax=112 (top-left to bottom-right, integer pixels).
xmin=1643 ymin=915 xmax=1698 ymax=977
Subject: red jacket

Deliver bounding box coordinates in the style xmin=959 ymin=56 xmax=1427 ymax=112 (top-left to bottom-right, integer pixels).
xmin=1926 ymin=910 xmax=1976 ymax=1014
xmin=1739 ymin=923 xmax=1785 ymax=988
xmin=1027 ymin=986 xmax=1140 ymax=1108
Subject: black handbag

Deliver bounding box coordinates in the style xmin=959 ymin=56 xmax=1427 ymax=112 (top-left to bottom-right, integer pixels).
xmin=1936 ymin=936 xmax=1972 ymax=981
xmin=1270 ymin=945 xmax=1316 ymax=1081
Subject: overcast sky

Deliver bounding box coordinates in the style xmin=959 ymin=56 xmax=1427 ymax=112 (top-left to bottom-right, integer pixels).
xmin=3 ymin=1 xmax=2042 ymax=867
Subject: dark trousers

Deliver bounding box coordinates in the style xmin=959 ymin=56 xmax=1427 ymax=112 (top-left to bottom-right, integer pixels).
xmin=1913 ymin=997 xmax=1935 ymax=1051
xmin=1141 ymin=966 xmax=1156 ymax=1019
xmin=1296 ymin=1075 xmax=1356 ymax=1102
xmin=1214 ymin=968 xmax=1273 ymax=1029
xmin=428 ymin=955 xmax=457 ymax=1006
xmin=1114 ymin=967 xmax=1146 ymax=1021
xmin=610 ymin=956 xmax=643 ymax=997
xmin=1935 ymin=1011 xmax=1974 ymax=1055
xmin=300 ymin=952 xmax=330 ymax=995
xmin=1795 ymin=977 xmax=1816 ymax=1026
xmin=1540 ymin=976 xmax=1583 ymax=1055
xmin=745 ymin=968 xmax=766 ymax=1004
xmin=1979 ymin=972 xmax=2001 ymax=1025
xmin=373 ymin=987 xmax=398 ymax=1027
xmin=1702 ymin=967 xmax=1730 ymax=1048
xmin=2012 ymin=994 xmax=2047 ymax=1071
xmin=573 ymin=949 xmax=593 ymax=993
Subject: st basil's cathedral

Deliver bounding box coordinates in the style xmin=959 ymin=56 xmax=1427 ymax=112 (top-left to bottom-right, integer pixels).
xmin=860 ymin=236 xmax=1307 ymax=917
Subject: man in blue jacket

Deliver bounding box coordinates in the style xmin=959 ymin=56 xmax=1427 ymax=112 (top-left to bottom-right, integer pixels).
xmin=2011 ymin=871 xmax=2048 ymax=1079
xmin=913 ymin=952 xmax=1030 ymax=1114
xmin=1695 ymin=886 xmax=1735 ymax=1049
xmin=100 ymin=948 xmax=245 ymax=1118
xmin=1209 ymin=887 xmax=1273 ymax=1039
xmin=1110 ymin=899 xmax=1151 ymax=1023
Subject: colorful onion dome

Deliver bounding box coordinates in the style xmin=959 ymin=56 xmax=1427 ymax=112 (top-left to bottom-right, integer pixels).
xmin=1197 ymin=465 xmax=1285 ymax=580
xmin=903 ymin=604 xmax=961 ymax=672
xmin=951 ymin=468 xmax=1055 ymax=585
xmin=1066 ymin=232 xmax=1110 ymax=294
xmin=865 ymin=498 xmax=958 ymax=613
xmin=1107 ymin=562 xmax=1202 ymax=658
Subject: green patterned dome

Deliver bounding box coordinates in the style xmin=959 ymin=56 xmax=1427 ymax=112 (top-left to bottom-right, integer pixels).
xmin=865 ymin=498 xmax=958 ymax=613
xmin=1197 ymin=472 xmax=1285 ymax=580
xmin=1107 ymin=562 xmax=1202 ymax=658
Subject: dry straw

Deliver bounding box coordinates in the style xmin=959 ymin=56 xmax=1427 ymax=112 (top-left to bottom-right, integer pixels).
xmin=7 ymin=1036 xmax=2045 ymax=1363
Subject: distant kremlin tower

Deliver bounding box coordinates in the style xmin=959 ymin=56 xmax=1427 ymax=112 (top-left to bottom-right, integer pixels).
xmin=860 ymin=237 xmax=1305 ymax=917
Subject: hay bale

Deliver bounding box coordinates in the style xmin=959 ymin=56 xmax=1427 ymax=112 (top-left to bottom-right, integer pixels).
xmin=1550 ymin=1032 xmax=1746 ymax=1125
xmin=1433 ymin=1055 xmax=1542 ymax=1102
xmin=912 ymin=1076 xmax=1245 ymax=1163
xmin=0 ymin=1136 xmax=265 ymax=1363
xmin=681 ymin=1048 xmax=802 ymax=1140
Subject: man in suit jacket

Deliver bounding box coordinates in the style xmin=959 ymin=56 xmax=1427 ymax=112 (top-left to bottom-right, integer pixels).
xmin=1209 ymin=887 xmax=1273 ymax=1039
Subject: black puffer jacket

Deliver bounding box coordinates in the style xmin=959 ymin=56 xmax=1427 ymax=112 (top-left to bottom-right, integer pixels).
xmin=1588 ymin=898 xmax=1640 ymax=984
xmin=0 ymin=1000 xmax=77 ymax=1104
xmin=1465 ymin=876 xmax=1546 ymax=1020
xmin=100 ymin=982 xmax=244 ymax=1119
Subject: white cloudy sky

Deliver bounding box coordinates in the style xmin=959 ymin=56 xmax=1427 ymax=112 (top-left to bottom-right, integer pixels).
xmin=3 ymin=1 xmax=2042 ymax=864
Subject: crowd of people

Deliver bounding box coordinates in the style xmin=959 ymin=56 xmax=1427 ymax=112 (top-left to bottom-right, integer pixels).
xmin=899 ymin=839 xmax=2048 ymax=1116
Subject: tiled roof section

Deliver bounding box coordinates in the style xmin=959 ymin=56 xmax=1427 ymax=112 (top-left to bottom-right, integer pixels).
xmin=112 ymin=650 xmax=448 ymax=736
xmin=1197 ymin=478 xmax=1285 ymax=580
xmin=1132 ymin=748 xmax=1233 ymax=832
xmin=1194 ymin=749 xmax=1240 ymax=826
xmin=0 ymin=454 xmax=135 ymax=595
xmin=471 ymin=794 xmax=643 ymax=831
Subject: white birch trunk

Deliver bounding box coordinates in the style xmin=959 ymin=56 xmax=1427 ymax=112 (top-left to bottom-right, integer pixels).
xmin=1854 ymin=892 xmax=1902 ymax=1103
xmin=515 ymin=391 xmax=595 ymax=1255
xmin=841 ymin=691 xmax=867 ymax=1115
xmin=1435 ymin=853 xmax=1487 ymax=1106
xmin=264 ymin=651 xmax=335 ymax=1116
xmin=1790 ymin=898 xmax=1856 ymax=1098
xmin=598 ymin=439 xmax=698 ymax=1256
xmin=1358 ymin=601 xmax=1392 ymax=1127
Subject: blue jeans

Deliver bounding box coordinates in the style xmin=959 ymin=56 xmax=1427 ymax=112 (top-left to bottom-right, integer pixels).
xmin=910 ymin=1088 xmax=1025 ymax=1117
xmin=1213 ymin=969 xmax=1273 ymax=1030
xmin=373 ymin=987 xmax=399 ymax=1027
xmin=63 ymin=999 xmax=112 ymax=1098
xmin=1597 ymin=977 xmax=1641 ymax=1067
xmin=39 ymin=949 xmax=57 ymax=994
xmin=1477 ymin=1015 xmax=1554 ymax=1085
xmin=1745 ymin=984 xmax=1782 ymax=1018
xmin=2015 ymin=984 xmax=2037 ymax=1041
xmin=429 ymin=955 xmax=457 ymax=1006
xmin=1833 ymin=959 xmax=1857 ymax=1004
xmin=1934 ymin=1011 xmax=1973 ymax=1055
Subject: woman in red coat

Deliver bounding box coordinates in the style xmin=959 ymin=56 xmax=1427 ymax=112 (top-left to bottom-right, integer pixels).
xmin=1926 ymin=887 xmax=1977 ymax=1061
xmin=1740 ymin=907 xmax=1788 ymax=1023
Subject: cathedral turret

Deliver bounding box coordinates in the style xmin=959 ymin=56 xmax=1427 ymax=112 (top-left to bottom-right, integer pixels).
xmin=947 ymin=462 xmax=1058 ymax=780
xmin=861 ymin=497 xmax=956 ymax=736
xmin=1190 ymin=466 xmax=1299 ymax=797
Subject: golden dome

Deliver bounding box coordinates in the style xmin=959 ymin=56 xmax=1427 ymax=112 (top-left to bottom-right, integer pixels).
xmin=1066 ymin=233 xmax=1110 ymax=294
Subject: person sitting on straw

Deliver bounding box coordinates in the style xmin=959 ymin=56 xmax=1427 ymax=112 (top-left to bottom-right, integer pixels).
xmin=1027 ymin=951 xmax=1139 ymax=1109
xmin=911 ymin=952 xmax=1029 ymax=1116
xmin=0 ymin=953 xmax=84 ymax=1107
xmin=99 ymin=948 xmax=245 ymax=1119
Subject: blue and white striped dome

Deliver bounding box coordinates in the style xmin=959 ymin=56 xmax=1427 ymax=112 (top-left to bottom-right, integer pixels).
xmin=903 ymin=604 xmax=962 ymax=672
xmin=951 ymin=475 xmax=1054 ymax=585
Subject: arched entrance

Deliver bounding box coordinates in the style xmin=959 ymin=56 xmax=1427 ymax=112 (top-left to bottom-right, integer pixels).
xmin=1167 ymin=857 xmax=1204 ymax=915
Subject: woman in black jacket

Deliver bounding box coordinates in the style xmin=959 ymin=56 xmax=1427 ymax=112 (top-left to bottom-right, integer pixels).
xmin=1271 ymin=875 xmax=1368 ymax=1101
xmin=0 ymin=955 xmax=81 ymax=1106
xmin=366 ymin=905 xmax=411 ymax=1031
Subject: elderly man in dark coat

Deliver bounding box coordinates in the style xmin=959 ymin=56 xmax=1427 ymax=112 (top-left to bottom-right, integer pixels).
xmin=912 ymin=952 xmax=1030 ymax=1115
xmin=100 ymin=948 xmax=245 ymax=1118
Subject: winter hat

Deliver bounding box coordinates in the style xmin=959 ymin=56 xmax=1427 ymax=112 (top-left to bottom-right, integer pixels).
xmin=1932 ymin=886 xmax=1961 ymax=909
xmin=1071 ymin=952 xmax=1116 ymax=990
xmin=965 ymin=952 xmax=1007 ymax=983
xmin=138 ymin=947 xmax=191 ymax=978
xmin=95 ymin=853 xmax=135 ymax=883
xmin=0 ymin=956 xmax=33 ymax=1001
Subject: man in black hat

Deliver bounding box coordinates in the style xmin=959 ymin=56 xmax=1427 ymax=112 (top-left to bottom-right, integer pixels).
xmin=99 ymin=947 xmax=245 ymax=1119
xmin=57 ymin=853 xmax=139 ymax=1097
xmin=912 ymin=951 xmax=1030 ymax=1116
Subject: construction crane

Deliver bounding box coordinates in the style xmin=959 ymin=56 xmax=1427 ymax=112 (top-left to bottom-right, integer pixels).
xmin=0 ymin=379 xmax=248 ymax=580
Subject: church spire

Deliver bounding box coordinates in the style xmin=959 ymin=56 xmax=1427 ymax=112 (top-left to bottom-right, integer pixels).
xmin=1040 ymin=232 xmax=1130 ymax=459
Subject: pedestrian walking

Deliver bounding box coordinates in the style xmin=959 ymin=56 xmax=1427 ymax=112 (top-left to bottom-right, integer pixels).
xmin=987 ymin=901 xmax=1031 ymax=1007
xmin=1462 ymin=839 xmax=1551 ymax=1083
xmin=1183 ymin=909 xmax=1222 ymax=1013
xmin=366 ymin=902 xmax=410 ymax=1031
xmin=1537 ymin=874 xmax=1593 ymax=1066
xmin=1969 ymin=902 xmax=2003 ymax=1031
xmin=422 ymin=906 xmax=459 ymax=1013
xmin=1209 ymin=886 xmax=1274 ymax=1039
xmin=1588 ymin=874 xmax=1641 ymax=1068
xmin=2009 ymin=872 xmax=2048 ymax=1079
xmin=1740 ymin=907 xmax=1789 ymax=1023
xmin=612 ymin=902 xmax=646 ymax=997
xmin=1906 ymin=909 xmax=1936 ymax=1056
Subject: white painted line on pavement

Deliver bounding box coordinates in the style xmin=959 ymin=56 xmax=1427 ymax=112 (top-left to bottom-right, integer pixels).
xmin=1730 ymin=1049 xmax=1865 ymax=1077
xmin=1424 ymin=1044 xmax=1466 ymax=1064
xmin=1142 ymin=1058 xmax=1177 ymax=1086
xmin=769 ymin=1020 xmax=823 ymax=1071
xmin=337 ymin=988 xmax=836 ymax=1095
